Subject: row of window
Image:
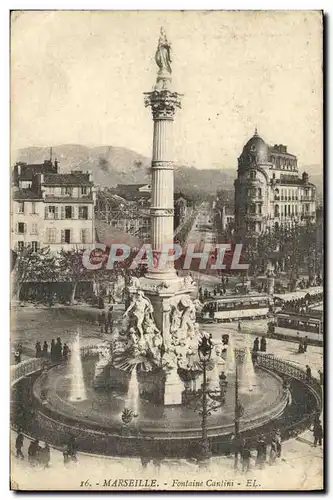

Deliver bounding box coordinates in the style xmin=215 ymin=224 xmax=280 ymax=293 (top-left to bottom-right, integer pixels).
xmin=16 ymin=228 xmax=91 ymax=245
xmin=46 ymin=228 xmax=90 ymax=244
xmin=45 ymin=205 xmax=89 ymax=220
xmin=15 ymin=224 xmax=90 ymax=244
xmin=244 ymin=204 xmax=262 ymax=215
xmin=46 ymin=186 xmax=89 ymax=196
xmin=246 ymin=187 xmax=262 ymax=198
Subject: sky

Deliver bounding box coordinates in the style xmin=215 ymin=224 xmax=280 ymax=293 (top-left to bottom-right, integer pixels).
xmin=11 ymin=10 xmax=323 ymax=170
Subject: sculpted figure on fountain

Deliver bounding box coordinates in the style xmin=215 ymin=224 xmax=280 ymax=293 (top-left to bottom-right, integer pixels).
xmin=123 ymin=290 xmax=154 ymax=339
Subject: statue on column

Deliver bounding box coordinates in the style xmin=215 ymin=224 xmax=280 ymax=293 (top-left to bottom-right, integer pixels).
xmin=155 ymin=27 xmax=172 ymax=76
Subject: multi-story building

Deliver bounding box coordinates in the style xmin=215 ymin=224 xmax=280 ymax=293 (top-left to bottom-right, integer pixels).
xmin=12 ymin=159 xmax=96 ymax=252
xmin=234 ymin=130 xmax=317 ymax=237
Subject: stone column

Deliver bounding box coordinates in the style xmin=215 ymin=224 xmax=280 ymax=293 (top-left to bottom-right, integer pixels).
xmin=144 ymin=88 xmax=182 ymax=279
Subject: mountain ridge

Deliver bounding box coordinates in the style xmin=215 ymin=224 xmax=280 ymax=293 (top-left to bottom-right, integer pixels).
xmin=13 ymin=144 xmax=322 ymax=197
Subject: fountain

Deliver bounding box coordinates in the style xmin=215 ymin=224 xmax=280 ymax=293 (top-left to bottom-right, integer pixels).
xmin=21 ymin=28 xmax=302 ymax=459
xmin=125 ymin=366 xmax=139 ymax=416
xmin=225 ymin=340 xmax=236 ymax=375
xmin=240 ymin=345 xmax=258 ymax=394
xmin=68 ymin=331 xmax=87 ymax=402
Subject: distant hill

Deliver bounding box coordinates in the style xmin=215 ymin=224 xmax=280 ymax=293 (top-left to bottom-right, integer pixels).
xmin=13 ymin=144 xmax=236 ymax=198
xmin=12 ymin=144 xmax=323 ymax=198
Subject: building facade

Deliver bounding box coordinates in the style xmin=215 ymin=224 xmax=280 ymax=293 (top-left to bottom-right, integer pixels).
xmin=12 ymin=160 xmax=96 ymax=253
xmin=234 ymin=130 xmax=317 ymax=237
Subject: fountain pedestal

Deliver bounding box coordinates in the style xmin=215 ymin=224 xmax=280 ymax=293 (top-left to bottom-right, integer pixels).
xmin=164 ymin=369 xmax=183 ymax=405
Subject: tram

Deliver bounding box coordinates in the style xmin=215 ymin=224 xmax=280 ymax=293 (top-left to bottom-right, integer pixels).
xmin=269 ymin=311 xmax=323 ymax=345
xmin=200 ymin=294 xmax=271 ymax=323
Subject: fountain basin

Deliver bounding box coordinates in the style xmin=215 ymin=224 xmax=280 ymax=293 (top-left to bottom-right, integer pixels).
xmin=33 ymin=356 xmax=288 ymax=439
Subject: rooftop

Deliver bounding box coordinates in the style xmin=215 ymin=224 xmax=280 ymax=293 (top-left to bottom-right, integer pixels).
xmin=13 ymin=189 xmax=42 ymax=201
xmin=43 ymin=173 xmax=93 ymax=186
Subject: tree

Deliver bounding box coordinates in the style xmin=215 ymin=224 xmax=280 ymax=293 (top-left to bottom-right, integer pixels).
xmin=12 ymin=246 xmax=58 ymax=300
xmin=58 ymin=248 xmax=88 ymax=304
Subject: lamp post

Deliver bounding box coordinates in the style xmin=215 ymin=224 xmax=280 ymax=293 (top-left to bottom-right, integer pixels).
xmin=197 ymin=336 xmax=212 ymax=461
xmin=233 ymin=360 xmax=244 ymax=470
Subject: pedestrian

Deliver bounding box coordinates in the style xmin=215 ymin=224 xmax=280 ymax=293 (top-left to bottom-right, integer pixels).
xmin=50 ymin=339 xmax=55 ymax=362
xmin=241 ymin=442 xmax=251 ymax=473
xmin=105 ymin=306 xmax=113 ymax=334
xmin=253 ymin=337 xmax=260 ymax=352
xmin=303 ymin=336 xmax=309 ymax=353
xmin=313 ymin=423 xmax=323 ymax=447
xmin=260 ymin=336 xmax=267 ymax=352
xmin=15 ymin=430 xmax=24 ymax=459
xmin=67 ymin=435 xmax=77 ymax=461
xmin=275 ymin=429 xmax=282 ymax=458
xmin=63 ymin=343 xmax=69 ymax=361
xmin=39 ymin=443 xmax=51 ymax=468
xmin=35 ymin=341 xmax=42 ymax=358
xmin=298 ymin=340 xmax=304 ymax=354
xmin=269 ymin=438 xmax=277 ymax=465
xmin=98 ymin=309 xmax=106 ymax=333
xmin=42 ymin=341 xmax=48 ymax=358
xmin=98 ymin=295 xmax=105 ymax=310
xmin=55 ymin=337 xmax=62 ymax=361
xmin=306 ymin=365 xmax=312 ymax=383
xmin=63 ymin=450 xmax=71 ymax=466
xmin=238 ymin=320 xmax=242 ymax=332
xmin=28 ymin=439 xmax=39 ymax=467
xmin=255 ymin=435 xmax=267 ymax=468
xmin=318 ymin=369 xmax=323 ymax=385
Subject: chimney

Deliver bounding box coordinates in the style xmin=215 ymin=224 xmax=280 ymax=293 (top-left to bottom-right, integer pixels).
xmin=54 ymin=158 xmax=58 ymax=172
xmin=302 ymin=172 xmax=309 ymax=184
xmin=87 ymin=170 xmax=92 ymax=182
xmin=40 ymin=173 xmax=44 ymax=184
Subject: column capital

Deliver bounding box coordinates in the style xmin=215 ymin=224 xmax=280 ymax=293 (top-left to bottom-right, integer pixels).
xmin=144 ymin=90 xmax=182 ymax=121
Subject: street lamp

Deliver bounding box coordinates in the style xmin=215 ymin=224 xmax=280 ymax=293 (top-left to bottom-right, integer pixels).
xmin=233 ymin=360 xmax=244 ymax=470
xmin=185 ymin=336 xmax=227 ymax=462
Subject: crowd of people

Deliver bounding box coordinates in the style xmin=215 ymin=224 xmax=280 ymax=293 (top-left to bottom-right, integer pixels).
xmin=15 ymin=431 xmax=78 ymax=468
xmin=233 ymin=429 xmax=282 ymax=472
xmin=281 ymin=292 xmax=323 ymax=314
xmin=35 ymin=337 xmax=69 ymax=363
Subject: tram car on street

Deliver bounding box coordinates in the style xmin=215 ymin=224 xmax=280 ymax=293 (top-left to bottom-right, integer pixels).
xmin=268 ymin=311 xmax=323 ymax=346
xmin=199 ymin=294 xmax=271 ymax=323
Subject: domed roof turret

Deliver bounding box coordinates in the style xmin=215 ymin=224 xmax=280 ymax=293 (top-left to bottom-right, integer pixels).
xmin=238 ymin=129 xmax=269 ymax=168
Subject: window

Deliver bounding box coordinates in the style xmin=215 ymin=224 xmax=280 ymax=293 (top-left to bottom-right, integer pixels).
xmin=80 ymin=229 xmax=90 ymax=244
xmin=65 ymin=206 xmax=73 ymax=219
xmin=18 ymin=222 xmax=25 ymax=234
xmin=61 ymin=187 xmax=72 ymax=196
xmin=272 ymin=173 xmax=276 ymax=180
xmin=31 ymin=223 xmax=38 ymax=235
xmin=31 ymin=202 xmax=37 ymax=214
xmin=61 ymin=229 xmax=71 ymax=244
xmin=79 ymin=206 xmax=88 ymax=220
xmin=257 ymin=223 xmax=262 ymax=232
xmin=17 ymin=241 xmax=24 ymax=252
xmin=46 ymin=228 xmax=56 ymax=244
xmin=250 ymin=170 xmax=256 ymax=180
xmin=18 ymin=202 xmax=25 ymax=214
xmin=258 ymin=188 xmax=262 ymax=198
xmin=47 ymin=206 xmax=58 ymax=220
xmin=250 ymin=204 xmax=256 ymax=215
xmin=258 ymin=204 xmax=262 ymax=215
xmin=284 ymin=205 xmax=287 ymax=216
xmin=288 ymin=205 xmax=291 ymax=216
xmin=48 ymin=187 xmax=55 ymax=196
xmin=81 ymin=186 xmax=87 ymax=196
xmin=31 ymin=241 xmax=39 ymax=252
